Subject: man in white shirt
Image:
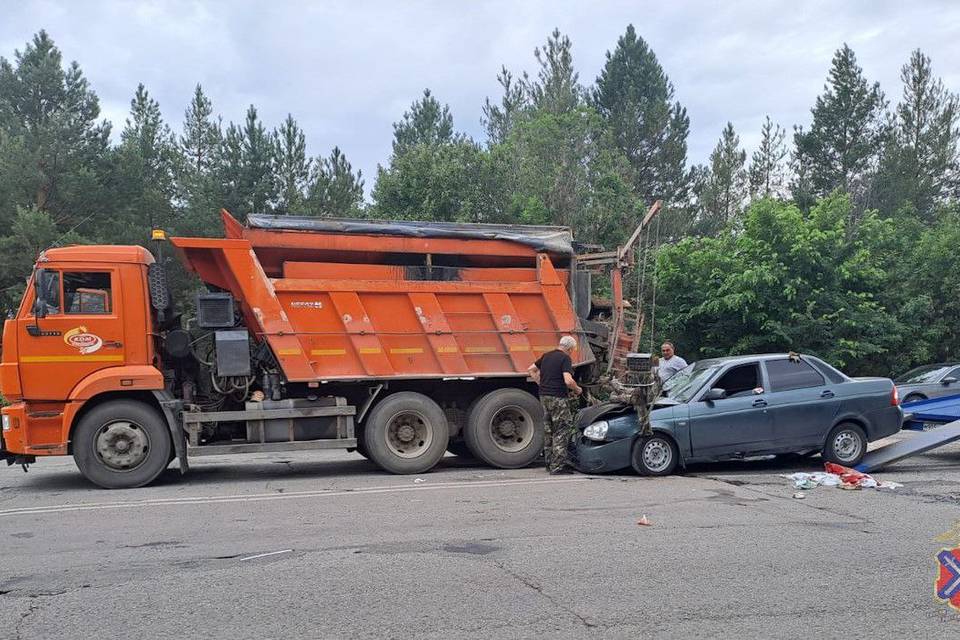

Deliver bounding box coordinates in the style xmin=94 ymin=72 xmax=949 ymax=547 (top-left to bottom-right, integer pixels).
xmin=657 ymin=341 xmax=688 ymax=383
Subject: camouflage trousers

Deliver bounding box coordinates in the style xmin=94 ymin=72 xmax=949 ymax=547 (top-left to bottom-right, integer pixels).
xmin=541 ymin=395 xmax=576 ymax=473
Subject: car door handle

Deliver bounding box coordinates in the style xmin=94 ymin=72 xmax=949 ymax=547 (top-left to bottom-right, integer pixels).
xmin=821 ymin=390 xmax=835 ymax=398
xmin=752 ymin=399 xmax=767 ymax=408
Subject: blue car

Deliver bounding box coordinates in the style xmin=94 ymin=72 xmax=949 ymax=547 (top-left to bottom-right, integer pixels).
xmin=573 ymin=353 xmax=903 ymax=475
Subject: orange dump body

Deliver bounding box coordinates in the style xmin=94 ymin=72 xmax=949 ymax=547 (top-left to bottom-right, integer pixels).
xmin=171 ymin=213 xmax=592 ymax=383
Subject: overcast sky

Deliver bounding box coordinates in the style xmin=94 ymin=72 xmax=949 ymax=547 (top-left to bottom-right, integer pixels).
xmin=3 ymin=1 xmax=959 ymax=199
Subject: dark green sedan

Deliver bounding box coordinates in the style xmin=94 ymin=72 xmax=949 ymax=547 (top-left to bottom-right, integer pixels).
xmin=572 ymin=353 xmax=903 ymax=475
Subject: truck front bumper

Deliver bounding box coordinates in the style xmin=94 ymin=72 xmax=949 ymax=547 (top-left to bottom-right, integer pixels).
xmin=1 ymin=403 xmax=36 ymax=466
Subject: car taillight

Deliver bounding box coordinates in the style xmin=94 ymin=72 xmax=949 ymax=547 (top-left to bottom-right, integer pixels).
xmin=891 ymin=386 xmax=900 ymax=406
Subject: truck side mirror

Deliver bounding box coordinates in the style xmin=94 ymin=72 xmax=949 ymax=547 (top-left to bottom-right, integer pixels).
xmin=32 ymin=269 xmax=58 ymax=319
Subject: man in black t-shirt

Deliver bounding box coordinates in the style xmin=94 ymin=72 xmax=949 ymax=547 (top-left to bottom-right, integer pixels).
xmin=527 ymin=335 xmax=583 ymax=474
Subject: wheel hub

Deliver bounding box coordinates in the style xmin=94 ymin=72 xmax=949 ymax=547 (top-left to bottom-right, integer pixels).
xmin=95 ymin=421 xmax=150 ymax=471
xmin=489 ymin=406 xmax=534 ymax=453
xmin=834 ymin=430 xmax=861 ymax=461
xmin=643 ymin=440 xmax=671 ymax=472
xmin=386 ymin=411 xmax=433 ymax=459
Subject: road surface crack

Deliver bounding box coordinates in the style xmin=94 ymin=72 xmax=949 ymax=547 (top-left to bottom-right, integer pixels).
xmin=15 ymin=602 xmax=41 ymax=640
xmin=493 ymin=561 xmax=598 ymax=629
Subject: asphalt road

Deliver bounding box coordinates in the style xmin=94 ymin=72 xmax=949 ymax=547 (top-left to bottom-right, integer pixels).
xmin=2 ymin=434 xmax=960 ymax=639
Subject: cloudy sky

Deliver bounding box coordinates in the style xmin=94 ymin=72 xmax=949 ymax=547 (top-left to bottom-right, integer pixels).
xmin=3 ymin=1 xmax=959 ymax=198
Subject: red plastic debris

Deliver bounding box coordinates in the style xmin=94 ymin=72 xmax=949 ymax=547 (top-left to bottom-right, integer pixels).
xmin=824 ymin=462 xmax=871 ymax=487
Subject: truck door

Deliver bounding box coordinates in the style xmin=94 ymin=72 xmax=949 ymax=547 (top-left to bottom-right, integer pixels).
xmin=17 ymin=268 xmax=126 ymax=401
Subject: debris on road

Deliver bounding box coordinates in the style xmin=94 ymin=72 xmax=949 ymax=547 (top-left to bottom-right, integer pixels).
xmin=793 ymin=492 xmax=806 ymax=499
xmin=636 ymin=514 xmax=652 ymax=526
xmin=782 ymin=463 xmax=902 ymax=492
xmin=414 ymin=478 xmax=426 ymax=484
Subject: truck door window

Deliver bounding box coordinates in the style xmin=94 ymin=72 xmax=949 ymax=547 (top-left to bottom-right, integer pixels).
xmin=35 ymin=270 xmax=61 ymax=315
xmin=765 ymin=358 xmax=824 ymax=392
xmin=64 ymin=272 xmax=112 ymax=314
xmin=712 ymin=364 xmax=761 ymax=398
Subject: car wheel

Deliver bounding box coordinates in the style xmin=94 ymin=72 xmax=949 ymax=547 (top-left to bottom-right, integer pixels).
xmin=631 ymin=434 xmax=678 ymax=476
xmin=822 ymin=422 xmax=867 ymax=466
xmin=903 ymin=393 xmax=927 ymax=405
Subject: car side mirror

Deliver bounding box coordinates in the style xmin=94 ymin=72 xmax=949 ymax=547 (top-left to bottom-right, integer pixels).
xmin=704 ymin=388 xmax=727 ymax=402
xmin=943 ymin=377 xmax=957 ymax=385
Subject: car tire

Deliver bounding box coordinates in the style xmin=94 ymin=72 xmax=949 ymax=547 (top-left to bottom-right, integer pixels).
xmin=631 ymin=433 xmax=679 ymax=476
xmin=903 ymin=393 xmax=927 ymax=405
xmin=73 ymin=400 xmax=172 ymax=489
xmin=822 ymin=422 xmax=867 ymax=466
xmin=364 ymin=392 xmax=449 ymax=474
xmin=464 ymin=388 xmax=544 ymax=469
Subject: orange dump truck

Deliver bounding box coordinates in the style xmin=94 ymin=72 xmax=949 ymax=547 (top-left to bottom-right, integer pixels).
xmin=0 ymin=211 xmax=617 ymax=488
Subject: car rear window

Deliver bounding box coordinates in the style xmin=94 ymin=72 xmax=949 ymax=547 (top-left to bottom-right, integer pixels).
xmin=765 ymin=359 xmax=825 ymax=392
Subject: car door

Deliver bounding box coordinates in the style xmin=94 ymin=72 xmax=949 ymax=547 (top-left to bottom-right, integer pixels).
xmin=688 ymin=362 xmax=773 ymax=458
xmin=763 ymin=358 xmax=840 ymax=449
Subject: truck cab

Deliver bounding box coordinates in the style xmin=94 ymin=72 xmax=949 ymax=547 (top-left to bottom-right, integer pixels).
xmin=1 ymin=246 xmax=163 ymax=463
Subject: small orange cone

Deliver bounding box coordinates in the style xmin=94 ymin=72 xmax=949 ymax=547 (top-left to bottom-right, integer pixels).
xmin=636 ymin=515 xmax=652 ymax=526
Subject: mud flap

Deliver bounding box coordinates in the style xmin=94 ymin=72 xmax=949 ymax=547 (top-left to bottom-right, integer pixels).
xmin=152 ymin=391 xmax=189 ymax=474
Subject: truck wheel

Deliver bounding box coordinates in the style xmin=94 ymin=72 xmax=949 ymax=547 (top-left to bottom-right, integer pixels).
xmin=72 ymin=400 xmax=172 ymax=489
xmin=465 ymin=389 xmax=544 ymax=469
xmin=364 ymin=392 xmax=449 ymax=474
xmin=631 ymin=434 xmax=679 ymax=476
xmin=822 ymin=422 xmax=867 ymax=466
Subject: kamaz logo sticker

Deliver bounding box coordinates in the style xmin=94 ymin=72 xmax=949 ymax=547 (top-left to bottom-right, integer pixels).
xmin=63 ymin=326 xmax=103 ymax=354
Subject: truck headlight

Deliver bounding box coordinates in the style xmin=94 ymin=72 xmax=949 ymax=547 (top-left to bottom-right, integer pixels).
xmin=583 ymin=421 xmax=609 ymax=441
xmin=2 ymin=415 xmax=9 ymax=431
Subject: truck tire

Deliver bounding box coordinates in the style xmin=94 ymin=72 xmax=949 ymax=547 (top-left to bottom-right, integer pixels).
xmin=72 ymin=400 xmax=172 ymax=489
xmin=465 ymin=388 xmax=544 ymax=469
xmin=364 ymin=392 xmax=449 ymax=474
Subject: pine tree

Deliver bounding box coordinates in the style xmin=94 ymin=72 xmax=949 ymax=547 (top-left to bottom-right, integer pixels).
xmin=0 ymin=30 xmax=112 ymax=228
xmin=697 ymin=122 xmax=747 ymax=234
xmin=789 ymin=125 xmax=817 ymax=211
xmin=748 ymin=116 xmax=789 ymax=199
xmin=176 ymin=84 xmax=222 ymax=235
xmin=482 ymin=66 xmax=527 ymax=145
xmin=592 ymin=24 xmax=690 ymax=204
xmin=875 ymin=50 xmax=959 ymax=219
xmin=307 ymin=147 xmax=364 ymax=217
xmin=794 ymin=44 xmax=887 ymax=199
xmin=523 ymin=28 xmax=582 ymax=115
xmin=392 ymin=89 xmax=455 ymax=156
xmin=115 ymin=84 xmax=176 ymax=239
xmin=218 ymin=105 xmax=277 ymax=217
xmin=273 ymin=114 xmax=311 ymax=214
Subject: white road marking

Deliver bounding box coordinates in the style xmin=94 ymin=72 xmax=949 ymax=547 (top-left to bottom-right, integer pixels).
xmin=0 ymin=476 xmax=592 ymax=518
xmin=240 ymin=549 xmax=293 ymax=562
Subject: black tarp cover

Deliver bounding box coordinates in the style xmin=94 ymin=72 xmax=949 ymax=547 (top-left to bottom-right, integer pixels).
xmin=246 ymin=214 xmax=574 ymax=256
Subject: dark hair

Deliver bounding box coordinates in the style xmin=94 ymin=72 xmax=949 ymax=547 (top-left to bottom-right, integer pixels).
xmin=661 ymin=341 xmax=675 ymax=349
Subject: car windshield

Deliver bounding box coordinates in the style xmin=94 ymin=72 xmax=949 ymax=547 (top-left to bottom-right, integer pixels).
xmin=664 ymin=362 xmax=720 ymax=403
xmin=896 ymin=365 xmax=951 ymax=384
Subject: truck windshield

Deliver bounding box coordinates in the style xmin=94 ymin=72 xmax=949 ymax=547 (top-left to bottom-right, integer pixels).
xmin=665 ymin=362 xmax=720 ymax=403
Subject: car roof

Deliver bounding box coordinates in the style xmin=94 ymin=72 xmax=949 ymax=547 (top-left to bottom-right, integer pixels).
xmin=694 ymin=353 xmax=816 ymax=367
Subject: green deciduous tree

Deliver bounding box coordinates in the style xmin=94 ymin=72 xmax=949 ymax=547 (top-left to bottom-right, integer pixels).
xmin=657 ymin=194 xmax=904 ymax=374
